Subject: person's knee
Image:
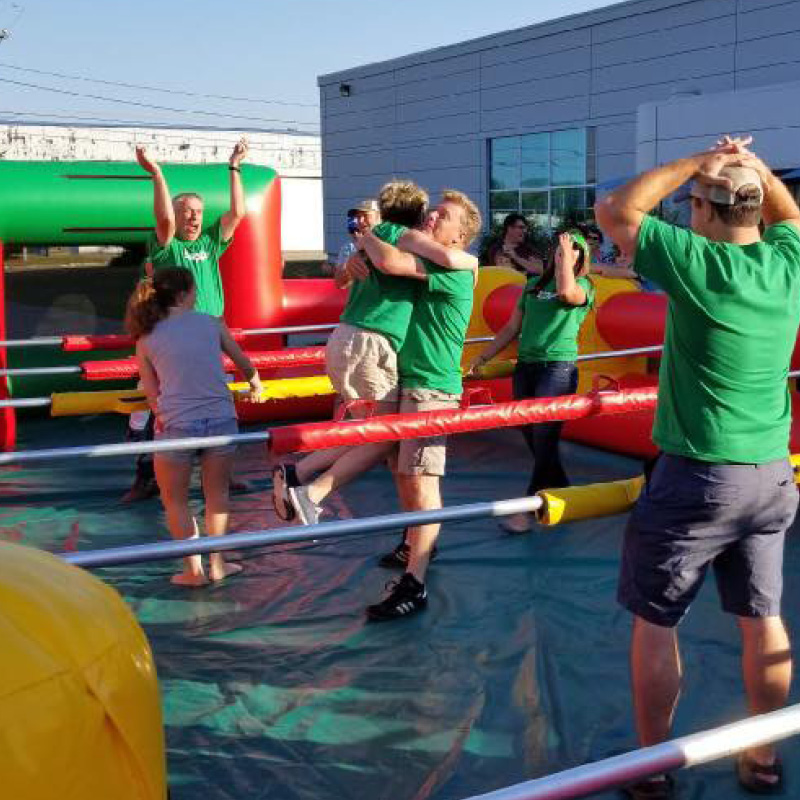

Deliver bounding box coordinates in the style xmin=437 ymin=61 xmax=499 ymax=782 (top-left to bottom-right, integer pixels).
xmin=632 ymin=614 xmax=679 ymax=649
xmin=202 ymin=478 xmax=231 ymax=512
xmin=738 ymin=614 xmax=790 ymax=644
xmin=400 ymin=475 xmax=440 ymax=510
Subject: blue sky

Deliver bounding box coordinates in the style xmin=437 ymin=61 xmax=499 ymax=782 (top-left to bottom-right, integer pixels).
xmin=0 ymin=0 xmax=617 ymax=132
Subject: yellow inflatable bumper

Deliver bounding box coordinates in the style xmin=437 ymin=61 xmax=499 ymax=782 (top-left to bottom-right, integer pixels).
xmin=0 ymin=543 xmax=166 ymax=799
xmin=536 ymin=476 xmax=646 ymax=526
xmin=50 ymin=375 xmax=338 ymax=416
xmin=536 ymin=457 xmax=800 ymax=526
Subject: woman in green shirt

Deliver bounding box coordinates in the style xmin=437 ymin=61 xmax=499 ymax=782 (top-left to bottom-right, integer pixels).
xmin=469 ymin=231 xmax=595 ymax=533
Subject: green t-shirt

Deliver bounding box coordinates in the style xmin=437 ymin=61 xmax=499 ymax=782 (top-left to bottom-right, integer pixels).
xmin=148 ymin=219 xmax=231 ymax=317
xmin=339 ymin=222 xmax=419 ymax=352
xmin=517 ymin=276 xmax=595 ymax=362
xmin=635 ymin=216 xmax=800 ymax=464
xmin=398 ymin=260 xmax=474 ymax=395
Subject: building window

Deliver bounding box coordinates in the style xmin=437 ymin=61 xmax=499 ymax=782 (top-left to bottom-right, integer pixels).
xmin=489 ymin=128 xmax=596 ymax=229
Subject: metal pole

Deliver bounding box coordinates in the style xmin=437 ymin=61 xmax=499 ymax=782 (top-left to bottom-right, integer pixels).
xmin=62 ymin=495 xmax=544 ymax=568
xmin=0 ymin=325 xmax=342 ymax=349
xmin=0 ymin=396 xmax=52 ymax=409
xmin=242 ymin=322 xmax=338 ymax=336
xmin=0 ymin=337 xmax=496 ymax=379
xmin=0 ymin=430 xmax=271 ymax=464
xmin=0 ymin=365 xmax=82 ymax=378
xmin=460 ymin=704 xmax=800 ymax=800
xmin=0 ymin=341 xmax=657 ymax=382
xmin=0 ymin=335 xmax=63 ymax=348
xmin=0 ymin=331 xmax=648 ymax=354
xmin=577 ymin=345 xmax=662 ymax=361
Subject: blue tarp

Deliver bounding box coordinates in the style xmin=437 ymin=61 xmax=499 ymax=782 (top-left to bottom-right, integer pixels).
xmin=5 ymin=416 xmax=800 ymax=799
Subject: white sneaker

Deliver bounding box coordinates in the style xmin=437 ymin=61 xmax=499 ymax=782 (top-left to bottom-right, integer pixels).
xmin=288 ymin=485 xmax=322 ymax=526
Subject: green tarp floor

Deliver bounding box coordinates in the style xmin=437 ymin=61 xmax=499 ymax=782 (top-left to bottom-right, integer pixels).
xmin=4 ymin=415 xmax=800 ymax=800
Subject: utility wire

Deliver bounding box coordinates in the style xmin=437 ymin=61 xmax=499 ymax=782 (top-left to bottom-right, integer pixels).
xmin=0 ymin=76 xmax=320 ymax=129
xmin=0 ymin=61 xmax=319 ymax=108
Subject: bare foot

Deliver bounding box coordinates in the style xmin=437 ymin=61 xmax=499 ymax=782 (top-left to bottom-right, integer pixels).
xmin=499 ymin=512 xmax=533 ymax=534
xmin=209 ymin=561 xmax=243 ymax=582
xmin=170 ymin=571 xmax=208 ymax=587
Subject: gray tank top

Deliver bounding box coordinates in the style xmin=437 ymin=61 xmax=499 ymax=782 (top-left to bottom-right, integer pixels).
xmin=141 ymin=311 xmax=235 ymax=427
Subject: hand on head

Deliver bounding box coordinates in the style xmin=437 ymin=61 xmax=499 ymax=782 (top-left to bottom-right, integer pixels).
xmin=693 ymin=150 xmax=753 ymax=192
xmin=556 ymin=232 xmax=579 ymax=270
xmin=695 ymin=135 xmax=771 ymax=192
xmin=713 ymin=134 xmax=754 ymax=155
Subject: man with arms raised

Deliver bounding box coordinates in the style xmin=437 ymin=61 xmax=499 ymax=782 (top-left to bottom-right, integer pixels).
xmin=595 ymin=137 xmax=800 ymax=799
xmin=124 ymin=140 xmax=249 ymax=501
xmin=359 ymin=190 xmax=482 ymax=621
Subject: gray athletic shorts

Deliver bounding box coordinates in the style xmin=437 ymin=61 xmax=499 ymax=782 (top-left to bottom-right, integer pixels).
xmin=395 ymin=388 xmax=460 ymax=476
xmin=618 ymin=454 xmax=798 ymax=627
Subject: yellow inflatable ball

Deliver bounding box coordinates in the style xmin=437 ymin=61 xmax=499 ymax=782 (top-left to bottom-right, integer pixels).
xmin=0 ymin=543 xmax=166 ymax=800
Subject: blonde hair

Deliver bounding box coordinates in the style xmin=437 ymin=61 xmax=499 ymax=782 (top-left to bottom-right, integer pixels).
xmin=124 ymin=267 xmax=194 ymax=340
xmin=377 ymin=180 xmax=429 ymax=228
xmin=441 ymin=189 xmax=482 ymax=247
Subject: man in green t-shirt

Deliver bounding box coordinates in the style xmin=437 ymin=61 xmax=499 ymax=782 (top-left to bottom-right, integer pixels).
xmin=136 ymin=140 xmax=248 ymax=315
xmin=123 ymin=140 xmax=249 ymax=502
xmin=360 ymin=190 xmax=483 ymax=622
xmin=273 ymin=182 xmax=478 ymax=529
xmin=595 ymin=137 xmax=800 ymax=798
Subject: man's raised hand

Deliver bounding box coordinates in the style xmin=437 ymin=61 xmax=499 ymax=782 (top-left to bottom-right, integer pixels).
xmin=692 ymin=150 xmax=749 ymax=192
xmin=714 ymin=134 xmax=754 ymax=155
xmin=230 ymin=138 xmax=248 ymax=168
xmin=135 ymin=146 xmax=160 ymax=175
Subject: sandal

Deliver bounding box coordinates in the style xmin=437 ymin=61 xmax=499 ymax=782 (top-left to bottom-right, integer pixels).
xmin=272 ymin=463 xmax=299 ymax=521
xmin=622 ymin=774 xmax=675 ymax=800
xmin=737 ymin=753 xmax=783 ymax=795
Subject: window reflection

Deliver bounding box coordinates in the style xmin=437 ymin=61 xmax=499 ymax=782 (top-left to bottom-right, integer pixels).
xmin=489 ymin=127 xmax=595 ymax=228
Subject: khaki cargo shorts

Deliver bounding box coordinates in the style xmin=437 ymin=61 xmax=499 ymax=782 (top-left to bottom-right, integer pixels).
xmin=325 ymin=323 xmax=399 ymax=403
xmin=396 ymin=388 xmax=460 ymax=476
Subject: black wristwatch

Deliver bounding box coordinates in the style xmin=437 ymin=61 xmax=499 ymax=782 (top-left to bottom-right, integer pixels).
xmin=229 ymin=166 xmax=241 ymax=172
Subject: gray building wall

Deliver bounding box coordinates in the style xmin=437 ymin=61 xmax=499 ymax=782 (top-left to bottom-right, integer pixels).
xmin=318 ymin=0 xmax=800 ymax=258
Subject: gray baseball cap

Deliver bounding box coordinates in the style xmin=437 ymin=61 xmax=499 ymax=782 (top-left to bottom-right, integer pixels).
xmin=689 ymin=165 xmax=764 ymax=206
xmin=347 ymin=199 xmax=379 ymax=215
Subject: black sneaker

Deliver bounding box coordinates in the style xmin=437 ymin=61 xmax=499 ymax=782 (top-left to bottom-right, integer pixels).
xmin=366 ymin=573 xmax=428 ymax=622
xmin=378 ymin=539 xmax=439 ymax=569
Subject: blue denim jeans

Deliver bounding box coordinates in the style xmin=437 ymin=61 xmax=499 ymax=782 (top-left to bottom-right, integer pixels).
xmin=154 ymin=417 xmax=239 ymax=464
xmin=512 ymin=360 xmax=579 ymax=495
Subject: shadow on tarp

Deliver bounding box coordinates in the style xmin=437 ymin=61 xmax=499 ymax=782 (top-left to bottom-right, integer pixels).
xmin=6 ymin=416 xmax=800 ymax=799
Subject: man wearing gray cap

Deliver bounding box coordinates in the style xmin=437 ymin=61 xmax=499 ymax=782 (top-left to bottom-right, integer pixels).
xmin=595 ymin=137 xmax=800 ymax=799
xmin=334 ymin=200 xmax=380 ymax=282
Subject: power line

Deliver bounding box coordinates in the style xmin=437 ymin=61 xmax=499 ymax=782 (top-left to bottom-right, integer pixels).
xmin=0 ymin=76 xmax=320 ymax=130
xmin=0 ymin=61 xmax=319 ymax=109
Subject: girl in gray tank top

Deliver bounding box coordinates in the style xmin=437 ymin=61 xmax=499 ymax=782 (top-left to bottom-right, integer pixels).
xmin=126 ymin=267 xmax=264 ymax=587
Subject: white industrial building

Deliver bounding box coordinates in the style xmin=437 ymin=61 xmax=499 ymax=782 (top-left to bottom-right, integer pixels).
xmin=0 ymin=123 xmax=323 ymax=255
xmin=318 ymin=0 xmax=800 ymax=259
